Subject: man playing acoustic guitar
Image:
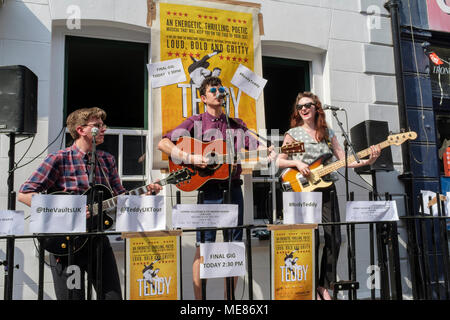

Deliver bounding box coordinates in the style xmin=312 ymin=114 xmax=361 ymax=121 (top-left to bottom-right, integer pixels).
xmin=158 ymin=76 xmax=277 ymax=300
xmin=18 ymin=107 xmax=163 ymax=300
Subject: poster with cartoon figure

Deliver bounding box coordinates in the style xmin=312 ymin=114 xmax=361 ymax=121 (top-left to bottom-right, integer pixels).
xmin=151 ymin=0 xmax=265 ymax=167
xmin=126 ymin=234 xmax=180 ymax=300
xmin=269 ymin=225 xmax=316 ymax=300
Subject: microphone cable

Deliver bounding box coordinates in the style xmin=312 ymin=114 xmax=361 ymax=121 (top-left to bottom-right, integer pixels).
xmin=9 ymin=125 xmax=66 ymax=173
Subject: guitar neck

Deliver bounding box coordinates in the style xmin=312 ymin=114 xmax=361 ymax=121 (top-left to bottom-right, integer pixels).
xmin=100 ymin=178 xmax=168 ymax=212
xmin=217 ymin=146 xmax=281 ymax=163
xmin=317 ymin=139 xmax=392 ymax=177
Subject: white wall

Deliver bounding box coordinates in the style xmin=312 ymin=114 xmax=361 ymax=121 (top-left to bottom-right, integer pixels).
xmin=0 ymin=0 xmax=410 ymax=300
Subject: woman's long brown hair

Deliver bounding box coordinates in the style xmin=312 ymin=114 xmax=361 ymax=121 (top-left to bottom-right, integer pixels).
xmin=289 ymin=92 xmax=329 ymax=142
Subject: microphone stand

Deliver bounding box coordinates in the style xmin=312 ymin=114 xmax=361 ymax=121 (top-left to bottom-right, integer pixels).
xmin=221 ymin=95 xmax=236 ymax=300
xmin=86 ymin=129 xmax=104 ymax=299
xmin=329 ymin=110 xmax=359 ymax=201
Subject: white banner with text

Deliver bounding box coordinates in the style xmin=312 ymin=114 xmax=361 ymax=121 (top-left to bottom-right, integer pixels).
xmin=200 ymin=242 xmax=246 ymax=279
xmin=30 ymin=194 xmax=86 ymax=233
xmin=283 ymin=192 xmax=322 ymax=224
xmin=116 ymin=195 xmax=166 ymax=232
xmin=172 ymin=204 xmax=238 ymax=229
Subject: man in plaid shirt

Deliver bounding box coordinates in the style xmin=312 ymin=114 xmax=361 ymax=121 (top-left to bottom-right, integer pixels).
xmin=18 ymin=107 xmax=162 ymax=300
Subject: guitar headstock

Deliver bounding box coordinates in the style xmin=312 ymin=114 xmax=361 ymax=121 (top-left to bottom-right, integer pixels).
xmin=281 ymin=142 xmax=305 ymax=154
xmin=166 ymin=168 xmax=192 ymax=185
xmin=387 ymin=131 xmax=417 ymax=145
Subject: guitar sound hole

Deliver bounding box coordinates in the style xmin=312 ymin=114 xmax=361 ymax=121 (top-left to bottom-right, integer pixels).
xmin=204 ymin=152 xmax=221 ymax=171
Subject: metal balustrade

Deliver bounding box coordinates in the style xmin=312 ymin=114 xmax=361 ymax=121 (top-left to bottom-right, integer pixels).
xmin=0 ymin=191 xmax=448 ymax=300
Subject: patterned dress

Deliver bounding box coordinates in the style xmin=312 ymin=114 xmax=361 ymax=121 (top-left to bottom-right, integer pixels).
xmin=285 ymin=126 xmax=342 ymax=289
xmin=285 ymin=126 xmax=339 ymax=182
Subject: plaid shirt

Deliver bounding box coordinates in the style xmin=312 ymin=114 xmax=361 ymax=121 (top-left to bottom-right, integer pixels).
xmin=19 ymin=144 xmax=126 ymax=196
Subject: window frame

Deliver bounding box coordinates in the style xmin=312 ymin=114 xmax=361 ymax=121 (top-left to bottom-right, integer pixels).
xmin=62 ymin=32 xmax=152 ymax=187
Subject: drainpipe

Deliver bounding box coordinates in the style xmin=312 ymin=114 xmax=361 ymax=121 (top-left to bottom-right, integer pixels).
xmin=384 ymin=0 xmax=422 ymax=300
xmin=384 ymin=0 xmax=415 ymax=215
xmin=384 ymin=0 xmax=412 ymax=174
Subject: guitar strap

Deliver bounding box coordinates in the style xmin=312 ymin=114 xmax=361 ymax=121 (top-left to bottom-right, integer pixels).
xmin=325 ymin=128 xmax=333 ymax=154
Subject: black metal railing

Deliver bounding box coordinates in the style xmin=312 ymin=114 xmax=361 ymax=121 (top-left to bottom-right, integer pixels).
xmin=0 ymin=190 xmax=448 ymax=300
xmin=400 ymin=193 xmax=450 ymax=300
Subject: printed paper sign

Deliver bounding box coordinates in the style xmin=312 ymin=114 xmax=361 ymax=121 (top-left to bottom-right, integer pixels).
xmin=30 ymin=194 xmax=86 ymax=233
xmin=147 ymin=58 xmax=187 ymax=88
xmin=152 ymin=1 xmax=265 ymax=168
xmin=172 ymin=204 xmax=238 ymax=229
xmin=200 ymin=242 xmax=246 ymax=279
xmin=345 ymin=201 xmax=399 ymax=222
xmin=283 ymin=192 xmax=322 ymax=224
xmin=231 ymin=64 xmax=267 ymax=100
xmin=116 ymin=195 xmax=165 ymax=232
xmin=272 ymin=228 xmax=314 ymax=300
xmin=420 ymin=190 xmax=449 ymax=217
xmin=0 ymin=211 xmax=24 ymax=236
xmin=128 ymin=236 xmax=179 ymax=300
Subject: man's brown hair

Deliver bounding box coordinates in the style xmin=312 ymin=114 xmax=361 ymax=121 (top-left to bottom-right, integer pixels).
xmin=66 ymin=107 xmax=106 ymax=139
xmin=199 ymin=76 xmax=223 ymax=96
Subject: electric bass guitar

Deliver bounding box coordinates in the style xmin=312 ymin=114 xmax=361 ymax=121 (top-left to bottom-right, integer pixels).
xmin=42 ymin=168 xmax=192 ymax=255
xmin=169 ymin=136 xmax=305 ymax=192
xmin=280 ymin=131 xmax=417 ymax=192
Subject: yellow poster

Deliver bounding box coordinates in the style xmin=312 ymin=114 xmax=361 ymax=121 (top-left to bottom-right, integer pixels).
xmin=128 ymin=235 xmax=179 ymax=300
xmin=272 ymin=228 xmax=315 ymax=300
xmin=151 ymin=0 xmax=264 ymax=167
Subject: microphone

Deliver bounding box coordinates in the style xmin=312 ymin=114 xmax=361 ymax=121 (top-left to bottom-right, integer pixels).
xmin=323 ymin=104 xmax=345 ymax=111
xmin=91 ymin=127 xmax=99 ymax=137
xmin=216 ymin=91 xmax=228 ymax=100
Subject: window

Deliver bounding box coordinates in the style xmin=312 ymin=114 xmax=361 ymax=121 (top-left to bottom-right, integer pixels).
xmin=430 ymin=46 xmax=450 ymax=177
xmin=64 ymin=35 xmax=150 ymax=190
xmin=261 ymin=56 xmax=310 ymax=133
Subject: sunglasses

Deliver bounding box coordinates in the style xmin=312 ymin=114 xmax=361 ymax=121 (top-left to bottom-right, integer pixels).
xmin=296 ymin=102 xmax=315 ymax=110
xmin=209 ymin=87 xmax=226 ymax=94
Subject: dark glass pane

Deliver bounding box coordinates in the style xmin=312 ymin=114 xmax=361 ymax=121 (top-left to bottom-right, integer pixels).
xmin=65 ymin=36 xmax=148 ymax=129
xmin=65 ymin=133 xmax=119 ymax=163
xmin=65 ymin=133 xmax=74 ymax=148
xmin=122 ymin=180 xmax=146 ymax=192
xmin=252 ymin=182 xmax=282 ymax=221
xmin=97 ymin=135 xmax=119 ymax=162
xmin=262 ymin=57 xmax=309 ymax=134
xmin=123 ymin=135 xmax=146 ymax=175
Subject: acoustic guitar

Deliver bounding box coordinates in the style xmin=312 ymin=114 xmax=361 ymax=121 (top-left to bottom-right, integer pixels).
xmin=280 ymin=131 xmax=417 ymax=192
xmin=168 ymin=136 xmax=305 ymax=192
xmin=42 ymin=168 xmax=192 ymax=255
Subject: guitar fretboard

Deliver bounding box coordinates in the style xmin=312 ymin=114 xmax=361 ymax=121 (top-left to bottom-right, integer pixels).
xmin=94 ymin=179 xmax=169 ymax=213
xmin=216 ymin=145 xmax=297 ymax=163
xmin=316 ymin=140 xmax=392 ymax=177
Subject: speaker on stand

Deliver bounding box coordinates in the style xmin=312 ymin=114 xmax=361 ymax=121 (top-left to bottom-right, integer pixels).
xmin=0 ymin=65 xmax=38 ymax=299
xmin=350 ymin=120 xmax=396 ymax=298
xmin=350 ymin=120 xmax=394 ymax=197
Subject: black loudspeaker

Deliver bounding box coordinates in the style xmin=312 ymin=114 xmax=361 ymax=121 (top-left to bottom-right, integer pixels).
xmin=0 ymin=65 xmax=38 ymax=136
xmin=350 ymin=120 xmax=394 ymax=174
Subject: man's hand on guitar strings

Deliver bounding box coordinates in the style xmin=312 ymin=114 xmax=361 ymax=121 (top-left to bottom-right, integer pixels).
xmin=146 ymin=181 xmax=163 ymax=195
xmin=190 ymin=154 xmax=209 ymax=168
